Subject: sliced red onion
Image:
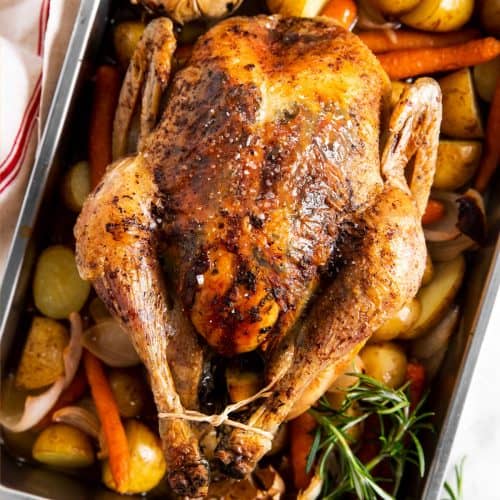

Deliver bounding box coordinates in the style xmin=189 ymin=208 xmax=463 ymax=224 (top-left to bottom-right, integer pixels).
xmin=0 ymin=313 xmax=83 ymax=433
xmin=82 ymin=319 xmax=140 ymax=367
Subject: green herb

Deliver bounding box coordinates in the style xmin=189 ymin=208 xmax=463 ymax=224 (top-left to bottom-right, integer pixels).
xmin=307 ymin=373 xmax=433 ymax=499
xmin=442 ymin=457 xmax=465 ymax=500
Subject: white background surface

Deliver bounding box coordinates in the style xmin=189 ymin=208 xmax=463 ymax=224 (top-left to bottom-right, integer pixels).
xmin=443 ymin=292 xmax=500 ymax=499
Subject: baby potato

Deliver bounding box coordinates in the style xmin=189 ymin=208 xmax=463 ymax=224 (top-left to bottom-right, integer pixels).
xmin=32 ymin=424 xmax=94 ymax=468
xmin=226 ymin=366 xmax=261 ymax=403
xmin=360 ymin=342 xmax=407 ymax=389
xmin=113 ymin=21 xmax=145 ymax=68
xmin=370 ymin=299 xmax=421 ymax=343
xmin=15 ymin=317 xmax=68 ymax=390
xmin=400 ymin=0 xmax=473 ymax=32
xmin=103 ymin=420 xmax=166 ymax=494
xmin=61 ymin=161 xmax=90 ymax=213
xmin=439 ymin=68 xmax=484 ymax=139
xmin=433 ymin=140 xmax=482 ymax=190
xmin=401 ymin=254 xmax=465 ymax=340
xmin=473 ymin=57 xmax=500 ymax=102
xmin=370 ymin=0 xmax=419 ymax=16
xmin=108 ymin=368 xmax=147 ymax=418
xmin=33 ymin=245 xmax=91 ymax=319
xmin=266 ymin=0 xmax=328 ymax=17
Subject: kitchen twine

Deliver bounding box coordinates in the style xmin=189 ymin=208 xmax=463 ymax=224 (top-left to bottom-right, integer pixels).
xmin=158 ymin=375 xmax=281 ymax=441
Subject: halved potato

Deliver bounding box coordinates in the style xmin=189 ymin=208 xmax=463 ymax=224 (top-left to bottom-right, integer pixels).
xmin=400 ymin=254 xmax=465 ymax=339
xmin=33 ymin=245 xmax=91 ymax=319
xmin=400 ymin=0 xmax=474 ymax=32
xmin=15 ymin=317 xmax=69 ymax=390
xmin=370 ymin=299 xmax=421 ymax=342
xmin=32 ymin=424 xmax=94 ymax=468
xmin=61 ymin=161 xmax=90 ymax=213
xmin=439 ymin=68 xmax=484 ymax=139
xmin=266 ymin=0 xmax=328 ymax=17
xmin=433 ymin=140 xmax=482 ymax=190
xmin=113 ymin=21 xmax=145 ymax=68
xmin=359 ymin=342 xmax=407 ymax=389
xmin=473 ymin=57 xmax=500 ymax=102
xmin=103 ymin=420 xmax=166 ymax=494
xmin=226 ymin=366 xmax=261 ymax=403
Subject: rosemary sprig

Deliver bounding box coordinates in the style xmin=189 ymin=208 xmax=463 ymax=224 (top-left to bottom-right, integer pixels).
xmin=442 ymin=457 xmax=465 ymax=500
xmin=307 ymin=373 xmax=434 ymax=499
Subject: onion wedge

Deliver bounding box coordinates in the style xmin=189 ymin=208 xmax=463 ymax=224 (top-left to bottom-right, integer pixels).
xmin=0 ymin=313 xmax=83 ymax=433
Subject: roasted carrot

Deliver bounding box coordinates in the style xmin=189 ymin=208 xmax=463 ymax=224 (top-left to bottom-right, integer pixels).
xmin=358 ymin=28 xmax=479 ymax=54
xmin=406 ymin=362 xmax=426 ymax=410
xmin=422 ymin=199 xmax=446 ymax=225
xmin=88 ymin=65 xmax=121 ymax=189
xmin=289 ymin=412 xmax=317 ymax=490
xmin=321 ymin=0 xmax=357 ymax=30
xmin=83 ymin=350 xmax=129 ymax=493
xmin=34 ymin=367 xmax=87 ymax=430
xmin=377 ymin=37 xmax=500 ymax=80
xmin=475 ymin=76 xmax=500 ymax=192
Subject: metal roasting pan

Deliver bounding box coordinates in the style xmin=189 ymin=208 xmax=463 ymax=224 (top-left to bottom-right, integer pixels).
xmin=1 ymin=0 xmax=499 ymax=498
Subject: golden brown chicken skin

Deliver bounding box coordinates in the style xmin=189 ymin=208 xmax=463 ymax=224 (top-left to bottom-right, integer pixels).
xmin=149 ymin=16 xmax=389 ymax=355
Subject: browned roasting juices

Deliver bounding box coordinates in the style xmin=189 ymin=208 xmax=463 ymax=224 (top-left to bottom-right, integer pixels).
xmin=75 ymin=15 xmax=441 ymax=497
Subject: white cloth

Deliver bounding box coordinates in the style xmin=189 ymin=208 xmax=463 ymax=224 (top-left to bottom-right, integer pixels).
xmin=0 ymin=0 xmax=80 ymax=282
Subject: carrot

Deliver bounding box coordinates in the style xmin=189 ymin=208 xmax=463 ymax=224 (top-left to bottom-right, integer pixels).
xmin=358 ymin=28 xmax=480 ymax=54
xmin=88 ymin=65 xmax=121 ymax=189
xmin=406 ymin=362 xmax=426 ymax=411
xmin=422 ymin=199 xmax=446 ymax=225
xmin=377 ymin=37 xmax=500 ymax=80
xmin=34 ymin=367 xmax=87 ymax=430
xmin=321 ymin=0 xmax=357 ymax=30
xmin=83 ymin=350 xmax=129 ymax=493
xmin=474 ymin=76 xmax=500 ymax=192
xmin=289 ymin=412 xmax=317 ymax=490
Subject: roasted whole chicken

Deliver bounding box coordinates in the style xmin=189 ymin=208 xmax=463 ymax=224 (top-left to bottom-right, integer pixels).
xmin=75 ymin=15 xmax=441 ymax=498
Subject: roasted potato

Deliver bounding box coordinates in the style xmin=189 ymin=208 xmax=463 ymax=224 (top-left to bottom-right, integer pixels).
xmin=400 ymin=0 xmax=473 ymax=32
xmin=439 ymin=68 xmax=484 ymax=139
xmin=433 ymin=140 xmax=482 ymax=190
xmin=103 ymin=420 xmax=166 ymax=494
xmin=113 ymin=21 xmax=145 ymax=68
xmin=108 ymin=368 xmax=147 ymax=418
xmin=32 ymin=424 xmax=94 ymax=468
xmin=371 ymin=0 xmax=419 ymax=16
xmin=266 ymin=0 xmax=328 ymax=17
xmin=226 ymin=366 xmax=261 ymax=403
xmin=360 ymin=342 xmax=408 ymax=389
xmin=61 ymin=161 xmax=90 ymax=213
xmin=15 ymin=317 xmax=69 ymax=390
xmin=473 ymin=57 xmax=500 ymax=102
xmin=370 ymin=299 xmax=421 ymax=343
xmin=400 ymin=254 xmax=465 ymax=340
xmin=33 ymin=245 xmax=91 ymax=319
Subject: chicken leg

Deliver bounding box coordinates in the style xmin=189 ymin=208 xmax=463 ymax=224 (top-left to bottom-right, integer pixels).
xmin=215 ymin=78 xmax=442 ymax=477
xmin=75 ymin=155 xmax=209 ymax=497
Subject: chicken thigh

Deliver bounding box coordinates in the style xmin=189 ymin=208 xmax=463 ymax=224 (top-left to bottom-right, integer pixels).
xmin=75 ymin=15 xmax=441 ymax=498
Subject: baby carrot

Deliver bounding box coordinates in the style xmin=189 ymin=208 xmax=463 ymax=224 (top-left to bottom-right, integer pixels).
xmin=321 ymin=0 xmax=357 ymax=30
xmin=83 ymin=350 xmax=129 ymax=493
xmin=377 ymin=37 xmax=500 ymax=80
xmin=289 ymin=412 xmax=317 ymax=490
xmin=475 ymin=76 xmax=500 ymax=193
xmin=358 ymin=28 xmax=479 ymax=54
xmin=88 ymin=65 xmax=121 ymax=189
xmin=422 ymin=199 xmax=446 ymax=225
